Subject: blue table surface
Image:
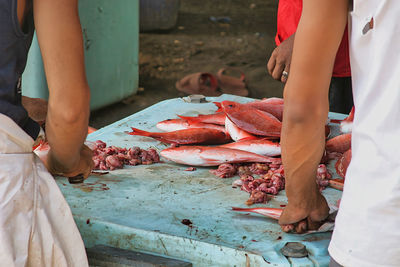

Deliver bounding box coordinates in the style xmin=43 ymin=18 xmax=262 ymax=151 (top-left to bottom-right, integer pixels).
xmin=56 ymin=94 xmax=346 ymax=267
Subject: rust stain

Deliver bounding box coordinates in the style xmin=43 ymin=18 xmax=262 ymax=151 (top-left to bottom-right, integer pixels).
xmin=79 ymin=187 xmax=93 ymax=193
xmin=72 ymin=177 xmax=117 ymax=193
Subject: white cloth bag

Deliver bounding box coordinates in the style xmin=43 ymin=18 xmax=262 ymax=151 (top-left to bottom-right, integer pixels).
xmin=0 ymin=114 xmax=88 ymax=267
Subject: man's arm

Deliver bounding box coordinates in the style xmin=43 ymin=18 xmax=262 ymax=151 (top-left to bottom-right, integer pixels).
xmin=279 ymin=0 xmax=348 ymax=233
xmin=34 ymin=0 xmax=92 ymax=177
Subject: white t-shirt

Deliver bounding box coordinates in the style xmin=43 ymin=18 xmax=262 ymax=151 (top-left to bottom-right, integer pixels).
xmin=329 ymin=1 xmax=400 ymax=266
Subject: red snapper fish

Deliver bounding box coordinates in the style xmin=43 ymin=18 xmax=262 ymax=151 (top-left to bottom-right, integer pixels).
xmin=156 ymin=118 xmax=190 ymax=132
xmin=220 ymin=138 xmax=281 ymax=156
xmin=259 ymin=97 xmax=284 ymax=105
xmin=231 ymin=207 xmax=283 ymax=220
xmin=178 ymin=112 xmax=226 ymax=125
xmin=245 ymin=99 xmax=284 ymax=121
xmin=128 ymin=127 xmax=229 ymax=145
xmin=224 ymin=116 xmax=257 ymax=141
xmin=156 ymin=118 xmax=227 ymax=133
xmin=221 ymin=101 xmax=282 ymax=137
xmin=214 ymin=99 xmax=284 ymax=121
xmin=160 ymin=146 xmax=282 ymax=166
xmin=326 ymin=133 xmax=351 ymax=153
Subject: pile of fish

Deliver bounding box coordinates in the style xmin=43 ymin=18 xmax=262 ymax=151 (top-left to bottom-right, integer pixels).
xmin=127 ymin=98 xmax=338 ymax=205
xmin=128 ymin=99 xmax=285 ymax=164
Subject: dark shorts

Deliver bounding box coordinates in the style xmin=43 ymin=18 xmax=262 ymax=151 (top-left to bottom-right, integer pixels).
xmin=329 ymin=76 xmax=353 ymax=114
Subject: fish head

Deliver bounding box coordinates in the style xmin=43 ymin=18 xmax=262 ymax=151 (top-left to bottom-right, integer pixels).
xmin=221 ymin=101 xmax=242 ymax=114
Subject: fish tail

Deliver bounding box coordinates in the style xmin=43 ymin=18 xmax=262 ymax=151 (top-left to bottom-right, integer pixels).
xmin=128 ymin=127 xmax=152 ymax=137
xmin=232 ymin=207 xmax=282 ymax=220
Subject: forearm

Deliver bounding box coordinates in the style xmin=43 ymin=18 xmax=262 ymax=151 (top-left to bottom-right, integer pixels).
xmin=281 ymin=0 xmax=348 ymax=206
xmin=45 ymin=88 xmax=90 ymax=172
xmin=34 ymin=0 xmax=90 ymax=171
xmin=281 ymin=106 xmax=326 ymax=208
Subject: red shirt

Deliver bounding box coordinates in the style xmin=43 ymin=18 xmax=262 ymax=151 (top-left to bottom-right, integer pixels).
xmin=275 ymin=0 xmax=351 ymax=77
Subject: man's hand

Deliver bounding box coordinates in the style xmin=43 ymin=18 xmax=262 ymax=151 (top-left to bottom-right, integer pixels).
xmin=21 ymin=96 xmax=48 ymax=125
xmin=267 ymin=33 xmax=295 ymax=83
xmin=279 ymin=188 xmax=329 ymax=233
xmin=45 ymin=144 xmax=93 ymax=179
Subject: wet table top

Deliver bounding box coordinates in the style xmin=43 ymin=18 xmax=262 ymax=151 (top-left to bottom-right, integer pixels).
xmin=56 ymin=94 xmax=346 ymax=267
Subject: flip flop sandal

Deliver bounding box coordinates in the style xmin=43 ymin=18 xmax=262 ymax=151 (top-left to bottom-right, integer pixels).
xmin=176 ymin=72 xmax=221 ymax=96
xmin=216 ymin=67 xmax=249 ymax=96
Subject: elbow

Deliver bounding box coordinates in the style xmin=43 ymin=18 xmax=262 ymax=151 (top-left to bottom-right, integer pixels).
xmin=283 ymin=94 xmax=328 ymax=125
xmin=285 ymin=105 xmax=326 ymax=125
xmin=49 ymin=87 xmax=90 ymax=126
xmin=65 ymin=95 xmax=90 ymax=124
xmin=61 ymin=104 xmax=90 ymax=125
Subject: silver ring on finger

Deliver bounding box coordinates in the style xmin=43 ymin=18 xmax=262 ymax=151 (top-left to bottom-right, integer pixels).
xmin=282 ymin=71 xmax=289 ymax=78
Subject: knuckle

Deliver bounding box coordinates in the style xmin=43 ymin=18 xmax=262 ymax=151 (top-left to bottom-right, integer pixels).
xmin=276 ymin=58 xmax=286 ymax=65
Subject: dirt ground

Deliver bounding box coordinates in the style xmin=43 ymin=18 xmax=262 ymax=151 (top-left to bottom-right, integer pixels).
xmin=90 ymin=0 xmax=283 ymax=128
